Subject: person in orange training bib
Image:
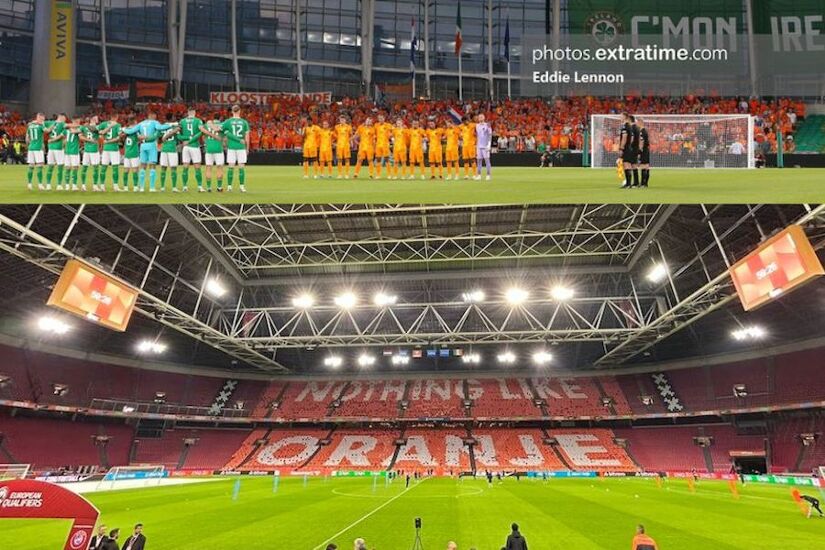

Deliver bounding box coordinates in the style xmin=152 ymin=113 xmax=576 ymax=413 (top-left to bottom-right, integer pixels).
xmin=631 ymin=524 xmax=658 ymax=550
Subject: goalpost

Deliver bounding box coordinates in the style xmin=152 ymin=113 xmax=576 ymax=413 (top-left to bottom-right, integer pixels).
xmin=0 ymin=463 xmax=31 ymax=480
xmin=97 ymin=465 xmax=166 ymax=491
xmin=590 ymin=114 xmax=755 ymax=169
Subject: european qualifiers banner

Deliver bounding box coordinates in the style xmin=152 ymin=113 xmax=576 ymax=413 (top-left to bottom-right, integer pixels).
xmin=521 ymin=0 xmax=825 ymax=97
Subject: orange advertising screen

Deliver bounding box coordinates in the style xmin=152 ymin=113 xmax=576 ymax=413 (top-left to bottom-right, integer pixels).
xmin=729 ymin=225 xmax=824 ymax=311
xmin=47 ymin=259 xmax=138 ymax=331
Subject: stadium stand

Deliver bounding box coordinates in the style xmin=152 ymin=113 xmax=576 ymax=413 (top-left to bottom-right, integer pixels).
xmin=309 ymin=429 xmax=400 ymax=471
xmin=469 ymin=378 xmax=542 ymax=418
xmin=331 ymin=379 xmax=406 ymax=418
xmin=404 ymin=379 xmax=467 ymax=418
xmin=272 ymin=381 xmax=346 ymax=420
xmin=239 ymin=428 xmax=330 ymax=471
xmin=615 ymin=426 xmax=707 ymax=473
xmin=471 ymin=428 xmax=566 ymax=471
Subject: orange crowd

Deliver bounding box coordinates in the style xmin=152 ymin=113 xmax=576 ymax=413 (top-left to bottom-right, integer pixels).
xmin=0 ymin=95 xmax=805 ymax=154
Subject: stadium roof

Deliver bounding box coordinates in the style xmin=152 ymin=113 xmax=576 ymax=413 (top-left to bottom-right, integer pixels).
xmin=0 ymin=203 xmax=823 ymax=376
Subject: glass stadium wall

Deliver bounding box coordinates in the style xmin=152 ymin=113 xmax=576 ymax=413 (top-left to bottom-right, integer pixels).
xmin=0 ymin=0 xmax=555 ymax=106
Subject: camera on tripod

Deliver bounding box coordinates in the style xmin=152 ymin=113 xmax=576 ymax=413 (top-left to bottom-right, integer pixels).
xmin=414 ymin=517 xmax=422 ymax=529
xmin=411 ymin=517 xmax=423 ymax=549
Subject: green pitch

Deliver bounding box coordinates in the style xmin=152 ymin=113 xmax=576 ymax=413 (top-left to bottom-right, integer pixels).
xmin=3 ymin=476 xmax=822 ymax=549
xmin=4 ymin=166 xmax=825 ymax=203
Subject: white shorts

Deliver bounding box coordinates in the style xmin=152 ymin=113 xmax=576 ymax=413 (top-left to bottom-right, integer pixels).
xmin=47 ymin=149 xmax=65 ymax=165
xmin=123 ymin=157 xmax=140 ymax=169
xmin=63 ymin=154 xmax=80 ymax=167
xmin=27 ymin=150 xmax=44 ymax=165
xmin=82 ymin=152 xmax=100 ymax=166
xmin=182 ymin=146 xmax=202 ymax=165
xmin=225 ymin=149 xmax=247 ymax=166
xmin=160 ymin=152 xmax=179 ymax=167
xmin=476 ymin=147 xmax=491 ymax=160
xmin=101 ymin=150 xmax=121 ymax=166
xmin=205 ymin=152 xmax=224 ymax=166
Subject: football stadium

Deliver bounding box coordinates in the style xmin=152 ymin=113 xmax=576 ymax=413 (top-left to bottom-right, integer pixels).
xmin=0 ymin=1 xmax=824 ymax=203
xmin=0 ymin=203 xmax=825 ymax=549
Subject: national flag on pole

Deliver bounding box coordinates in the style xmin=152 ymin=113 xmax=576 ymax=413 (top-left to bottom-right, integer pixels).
xmin=455 ymin=2 xmax=463 ymax=55
xmin=410 ymin=17 xmax=417 ymax=78
xmin=504 ymin=15 xmax=511 ymax=62
xmin=447 ymin=107 xmax=464 ymax=124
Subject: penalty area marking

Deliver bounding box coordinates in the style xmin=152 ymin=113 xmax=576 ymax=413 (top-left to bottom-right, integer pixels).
xmin=312 ymin=479 xmax=425 ymax=550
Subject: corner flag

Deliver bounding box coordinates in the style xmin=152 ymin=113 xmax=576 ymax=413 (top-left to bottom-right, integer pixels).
xmin=455 ymin=3 xmax=463 ymax=55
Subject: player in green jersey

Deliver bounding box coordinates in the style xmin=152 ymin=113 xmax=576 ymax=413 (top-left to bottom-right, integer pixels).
xmin=179 ymin=107 xmax=204 ymax=192
xmin=98 ymin=114 xmax=122 ymax=191
xmin=121 ymin=115 xmax=141 ymax=192
xmin=221 ymin=104 xmax=250 ymax=192
xmin=202 ymin=119 xmax=225 ymax=192
xmin=159 ymin=113 xmax=181 ymax=192
xmin=61 ymin=118 xmax=82 ymax=191
xmin=44 ymin=114 xmax=67 ymax=190
xmin=78 ymin=115 xmax=101 ymax=192
xmin=25 ymin=112 xmax=46 ymax=191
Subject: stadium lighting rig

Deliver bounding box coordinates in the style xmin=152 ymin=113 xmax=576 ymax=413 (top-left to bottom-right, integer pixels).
xmin=646 ymin=263 xmax=669 ymax=283
xmin=373 ymin=292 xmax=398 ymax=307
xmin=462 ymin=352 xmax=481 ymax=364
xmin=357 ymin=353 xmax=376 ymax=368
xmin=323 ymin=355 xmax=343 ymax=369
xmin=505 ymin=287 xmax=529 ymax=306
xmin=391 ymin=354 xmax=410 ymax=366
xmin=731 ymin=325 xmax=767 ymax=341
xmin=137 ymin=340 xmax=167 ymax=354
xmin=291 ymin=293 xmax=315 ymax=309
xmin=462 ymin=289 xmax=486 ymax=303
xmin=205 ymin=277 xmax=228 ymax=298
xmin=37 ymin=315 xmax=71 ymax=335
xmin=532 ymin=350 xmax=553 ymax=366
xmin=550 ymin=285 xmax=575 ymax=301
xmin=497 ymin=351 xmax=517 ymax=365
xmin=334 ymin=292 xmax=358 ymax=309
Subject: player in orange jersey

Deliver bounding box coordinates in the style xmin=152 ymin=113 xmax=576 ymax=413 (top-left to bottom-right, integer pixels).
xmin=461 ymin=116 xmax=477 ymax=179
xmin=443 ymin=120 xmax=461 ymax=180
xmin=391 ymin=119 xmax=408 ymax=179
xmin=334 ymin=116 xmax=353 ymax=178
xmin=317 ymin=120 xmax=334 ymax=178
xmin=300 ymin=118 xmax=319 ymax=178
xmin=353 ymin=118 xmax=376 ymax=178
xmin=425 ymin=120 xmax=444 ymax=179
xmin=373 ymin=114 xmax=392 ymax=178
xmin=407 ymin=119 xmax=426 ymax=179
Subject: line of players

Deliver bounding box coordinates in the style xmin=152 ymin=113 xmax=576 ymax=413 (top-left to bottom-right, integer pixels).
xmin=301 ymin=113 xmax=493 ymax=181
xmin=24 ymin=105 xmax=250 ymax=193
xmin=618 ymin=113 xmax=651 ymax=189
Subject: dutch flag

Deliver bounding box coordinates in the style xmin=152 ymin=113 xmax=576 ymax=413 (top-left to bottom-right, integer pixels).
xmin=448 ymin=107 xmax=464 ymax=124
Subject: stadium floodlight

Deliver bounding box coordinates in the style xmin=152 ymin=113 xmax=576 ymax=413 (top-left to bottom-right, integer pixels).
xmin=391 ymin=355 xmax=410 ymax=366
xmin=373 ymin=292 xmax=398 ymax=307
xmin=122 ymin=405 xmax=135 ymax=413
xmin=550 ymin=285 xmax=575 ymax=301
xmin=532 ymin=350 xmax=553 ymax=366
xmin=357 ymin=353 xmax=376 ymax=368
xmin=462 ymin=289 xmax=486 ymax=303
xmin=731 ymin=325 xmax=766 ymax=341
xmin=37 ymin=316 xmax=71 ymax=335
xmin=497 ymin=351 xmax=516 ymax=364
xmin=323 ymin=355 xmax=343 ymax=369
xmin=292 ymin=293 xmax=315 ymax=309
xmin=462 ymin=352 xmax=481 ymax=364
xmin=334 ymin=292 xmax=357 ymax=309
xmin=505 ymin=287 xmax=529 ymax=305
xmin=137 ymin=340 xmax=167 ymax=354
xmin=646 ymin=263 xmax=668 ymax=283
xmin=205 ymin=278 xmax=228 ymax=298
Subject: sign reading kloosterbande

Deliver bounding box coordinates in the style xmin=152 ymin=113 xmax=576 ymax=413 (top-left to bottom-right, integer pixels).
xmin=209 ymin=91 xmax=332 ymax=105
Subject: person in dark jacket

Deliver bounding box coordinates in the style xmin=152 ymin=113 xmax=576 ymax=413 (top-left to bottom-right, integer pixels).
xmin=101 ymin=529 xmax=120 ymax=550
xmin=121 ymin=523 xmax=146 ymax=550
xmin=89 ymin=525 xmax=108 ymax=550
xmin=505 ymin=522 xmax=527 ymax=550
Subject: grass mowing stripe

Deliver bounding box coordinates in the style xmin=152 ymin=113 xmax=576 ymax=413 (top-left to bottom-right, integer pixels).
xmin=311 ymin=478 xmax=425 ymax=550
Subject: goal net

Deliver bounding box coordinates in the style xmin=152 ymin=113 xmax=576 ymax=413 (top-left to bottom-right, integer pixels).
xmin=0 ymin=463 xmax=30 ymax=480
xmin=590 ymin=114 xmax=755 ymax=169
xmin=98 ymin=465 xmax=166 ymax=491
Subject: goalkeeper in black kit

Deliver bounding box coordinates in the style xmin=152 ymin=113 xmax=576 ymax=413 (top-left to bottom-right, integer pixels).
xmin=638 ymin=118 xmax=650 ymax=188
xmin=619 ymin=113 xmax=638 ymax=189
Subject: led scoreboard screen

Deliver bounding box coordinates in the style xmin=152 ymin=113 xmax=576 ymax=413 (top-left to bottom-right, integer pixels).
xmin=47 ymin=259 xmax=138 ymax=331
xmin=729 ymin=225 xmax=824 ymax=311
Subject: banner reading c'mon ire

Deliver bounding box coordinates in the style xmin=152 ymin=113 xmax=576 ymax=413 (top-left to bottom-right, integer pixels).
xmin=48 ymin=0 xmax=73 ymax=81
